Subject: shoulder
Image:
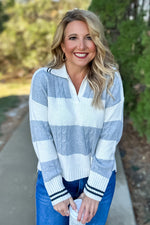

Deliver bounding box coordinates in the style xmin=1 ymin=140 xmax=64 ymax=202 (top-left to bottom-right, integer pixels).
xmin=104 ymin=68 xmax=124 ymax=93
xmin=30 ymin=67 xmax=51 ymax=94
xmin=31 ymin=67 xmax=56 ymax=88
xmin=113 ymin=70 xmax=123 ymax=88
xmin=104 ymin=69 xmax=124 ymax=106
xmin=106 ymin=68 xmax=123 ymax=91
xmin=32 ymin=67 xmax=50 ymax=81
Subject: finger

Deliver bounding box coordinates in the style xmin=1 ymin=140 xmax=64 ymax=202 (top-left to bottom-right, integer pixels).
xmin=81 ymin=210 xmax=90 ymax=224
xmin=86 ymin=206 xmax=97 ymax=223
xmin=60 ymin=206 xmax=69 ymax=216
xmin=80 ymin=203 xmax=91 ymax=224
xmin=65 ymin=210 xmax=70 ymax=217
xmin=69 ymin=197 xmax=77 ymax=211
xmin=86 ymin=211 xmax=95 ymax=223
xmin=59 ymin=203 xmax=69 ymax=216
xmin=77 ymin=204 xmax=85 ymax=221
xmin=59 ymin=208 xmax=69 ymax=217
xmin=63 ymin=204 xmax=69 ymax=215
xmin=60 ymin=209 xmax=66 ymax=217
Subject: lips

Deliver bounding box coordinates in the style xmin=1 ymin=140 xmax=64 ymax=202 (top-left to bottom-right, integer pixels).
xmin=74 ymin=53 xmax=88 ymax=58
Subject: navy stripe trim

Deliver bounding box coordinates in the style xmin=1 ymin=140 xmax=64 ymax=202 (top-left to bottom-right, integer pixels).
xmin=86 ymin=183 xmax=105 ymax=194
xmin=47 ymin=68 xmax=52 ymax=73
xmin=49 ymin=188 xmax=66 ymax=198
xmin=85 ymin=186 xmax=104 ymax=198
xmin=50 ymin=191 xmax=68 ymax=202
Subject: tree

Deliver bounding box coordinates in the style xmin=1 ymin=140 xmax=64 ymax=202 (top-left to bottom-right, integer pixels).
xmin=130 ymin=30 xmax=150 ymax=140
xmin=89 ymin=0 xmax=150 ymax=140
xmin=0 ymin=0 xmax=90 ymax=77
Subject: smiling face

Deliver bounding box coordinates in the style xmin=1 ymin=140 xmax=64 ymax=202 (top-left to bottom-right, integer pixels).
xmin=61 ymin=20 xmax=96 ymax=72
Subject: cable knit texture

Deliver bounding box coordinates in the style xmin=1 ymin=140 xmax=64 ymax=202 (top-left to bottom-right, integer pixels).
xmin=29 ymin=64 xmax=124 ymax=205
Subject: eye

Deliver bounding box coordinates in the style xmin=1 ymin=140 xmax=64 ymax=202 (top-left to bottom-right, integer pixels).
xmin=86 ymin=36 xmax=92 ymax=40
xmin=69 ymin=36 xmax=77 ymax=40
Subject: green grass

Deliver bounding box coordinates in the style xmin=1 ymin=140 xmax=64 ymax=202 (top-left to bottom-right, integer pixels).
xmin=0 ymin=78 xmax=31 ymax=128
xmin=0 ymin=78 xmax=31 ymax=98
xmin=0 ymin=95 xmax=20 ymax=127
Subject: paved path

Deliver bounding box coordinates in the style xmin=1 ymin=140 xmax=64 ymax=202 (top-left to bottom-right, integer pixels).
xmin=0 ymin=114 xmax=136 ymax=225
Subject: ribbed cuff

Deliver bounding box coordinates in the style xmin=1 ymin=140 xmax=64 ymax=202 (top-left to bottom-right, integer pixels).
xmin=84 ymin=171 xmax=109 ymax=202
xmin=45 ymin=175 xmax=71 ymax=206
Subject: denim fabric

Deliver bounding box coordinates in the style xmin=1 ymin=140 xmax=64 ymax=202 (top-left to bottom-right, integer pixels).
xmin=36 ymin=171 xmax=116 ymax=225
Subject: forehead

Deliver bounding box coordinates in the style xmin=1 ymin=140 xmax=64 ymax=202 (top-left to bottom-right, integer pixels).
xmin=64 ymin=20 xmax=89 ymax=35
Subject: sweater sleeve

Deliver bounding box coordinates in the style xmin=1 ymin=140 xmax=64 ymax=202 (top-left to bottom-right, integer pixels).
xmin=29 ymin=68 xmax=71 ymax=206
xmin=84 ymin=71 xmax=124 ymax=202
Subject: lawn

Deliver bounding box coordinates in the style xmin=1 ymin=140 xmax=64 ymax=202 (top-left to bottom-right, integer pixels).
xmin=0 ymin=78 xmax=31 ymax=127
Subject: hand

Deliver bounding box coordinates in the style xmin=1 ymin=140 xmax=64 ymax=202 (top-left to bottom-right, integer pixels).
xmin=54 ymin=197 xmax=77 ymax=217
xmin=77 ymin=193 xmax=99 ymax=224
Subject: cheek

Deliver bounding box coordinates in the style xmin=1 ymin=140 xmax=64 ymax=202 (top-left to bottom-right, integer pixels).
xmin=63 ymin=41 xmax=75 ymax=54
xmin=90 ymin=43 xmax=96 ymax=53
xmin=86 ymin=40 xmax=96 ymax=54
xmin=89 ymin=43 xmax=96 ymax=60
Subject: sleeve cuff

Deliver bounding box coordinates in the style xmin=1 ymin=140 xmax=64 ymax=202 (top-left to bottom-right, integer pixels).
xmin=44 ymin=175 xmax=71 ymax=206
xmin=84 ymin=171 xmax=109 ymax=202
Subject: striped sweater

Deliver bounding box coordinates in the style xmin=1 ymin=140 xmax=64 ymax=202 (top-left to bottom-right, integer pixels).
xmin=29 ymin=64 xmax=124 ymax=206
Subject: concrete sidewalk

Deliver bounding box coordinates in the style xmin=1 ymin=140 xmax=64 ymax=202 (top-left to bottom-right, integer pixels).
xmin=0 ymin=114 xmax=136 ymax=225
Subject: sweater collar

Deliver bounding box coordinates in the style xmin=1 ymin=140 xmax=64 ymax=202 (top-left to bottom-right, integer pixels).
xmin=50 ymin=64 xmax=69 ymax=79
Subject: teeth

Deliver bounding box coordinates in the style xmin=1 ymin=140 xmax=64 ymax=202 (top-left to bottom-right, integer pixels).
xmin=75 ymin=53 xmax=87 ymax=57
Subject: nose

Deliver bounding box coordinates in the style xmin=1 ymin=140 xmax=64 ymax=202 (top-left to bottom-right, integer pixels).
xmin=78 ymin=39 xmax=86 ymax=50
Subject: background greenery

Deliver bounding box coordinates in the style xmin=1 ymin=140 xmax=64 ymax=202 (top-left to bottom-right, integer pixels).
xmin=0 ymin=0 xmax=90 ymax=77
xmin=0 ymin=0 xmax=150 ymax=141
xmin=89 ymin=0 xmax=150 ymax=141
xmin=0 ymin=0 xmax=91 ymax=127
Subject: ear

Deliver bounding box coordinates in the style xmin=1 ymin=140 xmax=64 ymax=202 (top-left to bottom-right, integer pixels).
xmin=61 ymin=42 xmax=65 ymax=53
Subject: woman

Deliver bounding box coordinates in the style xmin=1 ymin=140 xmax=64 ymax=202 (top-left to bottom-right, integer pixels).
xmin=29 ymin=9 xmax=124 ymax=225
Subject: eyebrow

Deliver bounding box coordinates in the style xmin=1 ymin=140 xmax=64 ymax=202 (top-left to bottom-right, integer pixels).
xmin=68 ymin=33 xmax=77 ymax=37
xmin=66 ymin=33 xmax=91 ymax=38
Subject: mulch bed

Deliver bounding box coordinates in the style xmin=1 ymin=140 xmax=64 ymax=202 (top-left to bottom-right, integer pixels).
xmin=119 ymin=119 xmax=150 ymax=225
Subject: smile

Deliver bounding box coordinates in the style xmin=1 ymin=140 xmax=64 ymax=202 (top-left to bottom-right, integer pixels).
xmin=74 ymin=53 xmax=88 ymax=58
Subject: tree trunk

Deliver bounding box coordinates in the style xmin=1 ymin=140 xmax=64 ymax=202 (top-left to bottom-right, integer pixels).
xmin=141 ymin=0 xmax=145 ymax=12
xmin=148 ymin=0 xmax=150 ymax=26
xmin=133 ymin=0 xmax=138 ymax=19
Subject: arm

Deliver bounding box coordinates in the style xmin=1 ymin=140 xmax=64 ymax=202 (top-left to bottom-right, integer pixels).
xmin=29 ymin=68 xmax=71 ymax=207
xmin=84 ymin=71 xmax=124 ymax=201
xmin=78 ymin=71 xmax=124 ymax=223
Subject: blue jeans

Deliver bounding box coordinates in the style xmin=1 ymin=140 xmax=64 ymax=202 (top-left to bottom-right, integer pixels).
xmin=36 ymin=171 xmax=116 ymax=225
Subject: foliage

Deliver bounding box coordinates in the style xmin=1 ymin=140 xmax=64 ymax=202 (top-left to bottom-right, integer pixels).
xmin=89 ymin=0 xmax=130 ymax=30
xmin=130 ymin=30 xmax=150 ymax=140
xmin=89 ymin=0 xmax=150 ymax=140
xmin=111 ymin=18 xmax=146 ymax=113
xmin=0 ymin=0 xmax=12 ymax=32
xmin=0 ymin=0 xmax=90 ymax=77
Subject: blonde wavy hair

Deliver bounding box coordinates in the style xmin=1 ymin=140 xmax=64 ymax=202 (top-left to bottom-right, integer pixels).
xmin=48 ymin=9 xmax=118 ymax=108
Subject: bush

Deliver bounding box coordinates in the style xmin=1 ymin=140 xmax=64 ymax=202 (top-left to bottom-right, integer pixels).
xmin=130 ymin=30 xmax=150 ymax=140
xmin=111 ymin=18 xmax=146 ymax=114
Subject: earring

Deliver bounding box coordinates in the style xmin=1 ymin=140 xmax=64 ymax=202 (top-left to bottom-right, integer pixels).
xmin=62 ymin=52 xmax=66 ymax=62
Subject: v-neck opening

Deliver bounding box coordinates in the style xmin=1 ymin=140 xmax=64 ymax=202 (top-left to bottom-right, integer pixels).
xmin=67 ymin=75 xmax=87 ymax=102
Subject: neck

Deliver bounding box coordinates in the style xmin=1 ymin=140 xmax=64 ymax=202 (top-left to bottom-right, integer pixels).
xmin=65 ymin=63 xmax=88 ymax=81
xmin=65 ymin=62 xmax=88 ymax=94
